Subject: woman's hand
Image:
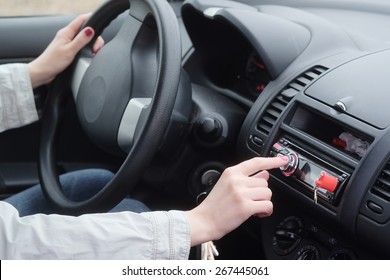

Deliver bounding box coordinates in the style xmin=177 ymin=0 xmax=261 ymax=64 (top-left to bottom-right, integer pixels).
xmin=28 ymin=13 xmax=104 ymax=88
xmin=187 ymin=156 xmax=289 ymax=246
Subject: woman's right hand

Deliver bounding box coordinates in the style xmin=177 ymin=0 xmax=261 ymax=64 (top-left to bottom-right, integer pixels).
xmin=186 ymin=156 xmax=289 ymax=246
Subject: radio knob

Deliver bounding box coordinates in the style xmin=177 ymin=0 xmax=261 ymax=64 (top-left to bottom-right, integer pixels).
xmin=279 ymin=152 xmax=299 ymax=177
xmin=272 ymin=216 xmax=303 ymax=255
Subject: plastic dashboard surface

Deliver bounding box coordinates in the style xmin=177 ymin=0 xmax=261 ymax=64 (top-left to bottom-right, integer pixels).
xmin=182 ymin=0 xmax=390 ymax=259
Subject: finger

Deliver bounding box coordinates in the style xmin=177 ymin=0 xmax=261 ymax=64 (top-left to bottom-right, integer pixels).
xmin=69 ymin=27 xmax=95 ymax=54
xmin=245 ymin=186 xmax=272 ymax=201
xmin=236 ymin=156 xmax=289 ymax=176
xmin=237 ymin=176 xmax=269 ymax=189
xmin=69 ymin=14 xmax=91 ymax=30
xmin=64 ymin=14 xmax=91 ymax=39
xmin=251 ymin=200 xmax=273 ymax=218
xmin=251 ymin=170 xmax=269 ymax=180
xmin=92 ymin=36 xmax=105 ymax=54
xmin=237 ymin=190 xmax=272 ymax=209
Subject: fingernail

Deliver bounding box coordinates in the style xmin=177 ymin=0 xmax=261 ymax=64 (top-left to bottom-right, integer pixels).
xmin=92 ymin=47 xmax=101 ymax=55
xmin=84 ymin=28 xmax=93 ymax=37
xmin=277 ymin=154 xmax=290 ymax=162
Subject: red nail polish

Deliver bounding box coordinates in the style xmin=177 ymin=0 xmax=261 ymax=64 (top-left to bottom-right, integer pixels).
xmin=84 ymin=28 xmax=93 ymax=37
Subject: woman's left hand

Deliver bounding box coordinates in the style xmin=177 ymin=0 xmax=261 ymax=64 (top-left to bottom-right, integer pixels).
xmin=28 ymin=13 xmax=104 ymax=88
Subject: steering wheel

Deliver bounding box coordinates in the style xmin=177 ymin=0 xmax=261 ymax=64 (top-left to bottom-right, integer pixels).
xmin=38 ymin=0 xmax=184 ymax=215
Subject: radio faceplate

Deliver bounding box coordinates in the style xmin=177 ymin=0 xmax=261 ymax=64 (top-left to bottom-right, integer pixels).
xmin=270 ymin=138 xmax=350 ymax=205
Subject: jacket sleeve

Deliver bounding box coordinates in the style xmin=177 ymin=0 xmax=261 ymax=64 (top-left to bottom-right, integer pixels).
xmin=0 ymin=202 xmax=191 ymax=260
xmin=0 ymin=63 xmax=39 ymax=132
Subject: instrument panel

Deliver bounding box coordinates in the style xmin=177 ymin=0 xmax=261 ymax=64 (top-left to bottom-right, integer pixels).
xmin=209 ymin=49 xmax=272 ymax=101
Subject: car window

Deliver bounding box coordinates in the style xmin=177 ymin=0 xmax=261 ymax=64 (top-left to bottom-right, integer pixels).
xmin=0 ymin=0 xmax=104 ymax=16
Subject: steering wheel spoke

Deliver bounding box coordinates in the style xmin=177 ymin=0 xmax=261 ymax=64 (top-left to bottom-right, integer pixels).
xmin=71 ymin=57 xmax=92 ymax=100
xmin=117 ymin=97 xmax=152 ymax=152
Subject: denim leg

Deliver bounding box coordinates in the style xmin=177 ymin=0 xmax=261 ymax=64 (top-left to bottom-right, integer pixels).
xmin=5 ymin=169 xmax=150 ymax=216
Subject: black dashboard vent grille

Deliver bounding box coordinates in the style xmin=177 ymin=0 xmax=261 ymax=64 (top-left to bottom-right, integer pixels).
xmin=372 ymin=161 xmax=390 ymax=201
xmin=257 ymin=91 xmax=293 ymax=135
xmin=257 ymin=66 xmax=328 ymax=136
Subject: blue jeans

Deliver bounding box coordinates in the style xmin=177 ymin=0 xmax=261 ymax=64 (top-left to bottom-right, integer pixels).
xmin=5 ymin=169 xmax=150 ymax=216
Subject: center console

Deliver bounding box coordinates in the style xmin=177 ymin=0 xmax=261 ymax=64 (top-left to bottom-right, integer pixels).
xmin=242 ymin=74 xmax=377 ymax=258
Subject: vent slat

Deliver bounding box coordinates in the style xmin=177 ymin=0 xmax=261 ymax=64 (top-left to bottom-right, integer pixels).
xmin=372 ymin=165 xmax=390 ymax=201
xmin=304 ymin=72 xmax=318 ymax=80
xmin=258 ymin=123 xmax=273 ymax=134
xmin=296 ymin=76 xmax=313 ymax=85
xmin=266 ymin=108 xmax=282 ymax=119
xmin=381 ymin=168 xmax=390 ymax=177
xmin=312 ymin=66 xmax=328 ymax=74
xmin=288 ymin=82 xmax=305 ymax=91
xmin=269 ymin=103 xmax=285 ymax=113
xmin=377 ymin=177 xmax=390 ymax=187
xmin=260 ymin=115 xmax=276 ymax=126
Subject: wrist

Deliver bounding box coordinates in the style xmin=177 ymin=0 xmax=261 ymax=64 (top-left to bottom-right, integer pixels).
xmin=186 ymin=207 xmax=220 ymax=247
xmin=28 ymin=60 xmax=54 ymax=88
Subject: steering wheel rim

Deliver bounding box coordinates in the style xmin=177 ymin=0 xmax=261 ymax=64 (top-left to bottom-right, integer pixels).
xmin=39 ymin=0 xmax=182 ymax=215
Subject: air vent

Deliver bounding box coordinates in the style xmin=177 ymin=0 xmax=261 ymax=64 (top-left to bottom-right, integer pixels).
xmin=257 ymin=90 xmax=294 ymax=135
xmin=256 ymin=65 xmax=328 ymax=136
xmin=289 ymin=66 xmax=328 ymax=92
xmin=372 ymin=161 xmax=390 ymax=201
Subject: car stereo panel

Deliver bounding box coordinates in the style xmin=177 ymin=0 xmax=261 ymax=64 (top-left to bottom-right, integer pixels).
xmin=270 ymin=137 xmax=350 ymax=206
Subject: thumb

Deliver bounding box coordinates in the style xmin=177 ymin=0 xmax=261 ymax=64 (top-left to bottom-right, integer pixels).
xmin=70 ymin=27 xmax=95 ymax=53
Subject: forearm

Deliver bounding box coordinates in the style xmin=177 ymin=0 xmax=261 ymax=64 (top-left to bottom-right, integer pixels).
xmin=0 ymin=202 xmax=190 ymax=260
xmin=0 ymin=63 xmax=39 ymax=132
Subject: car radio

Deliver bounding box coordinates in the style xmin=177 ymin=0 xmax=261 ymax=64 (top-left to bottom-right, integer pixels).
xmin=270 ymin=138 xmax=350 ymax=205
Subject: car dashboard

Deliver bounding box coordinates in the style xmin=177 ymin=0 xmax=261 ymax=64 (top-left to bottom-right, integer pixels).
xmin=2 ymin=0 xmax=389 ymax=260
xmin=180 ymin=0 xmax=390 ymax=259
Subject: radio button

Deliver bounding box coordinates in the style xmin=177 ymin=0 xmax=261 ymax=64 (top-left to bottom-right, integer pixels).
xmin=278 ymin=152 xmax=299 ymax=177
